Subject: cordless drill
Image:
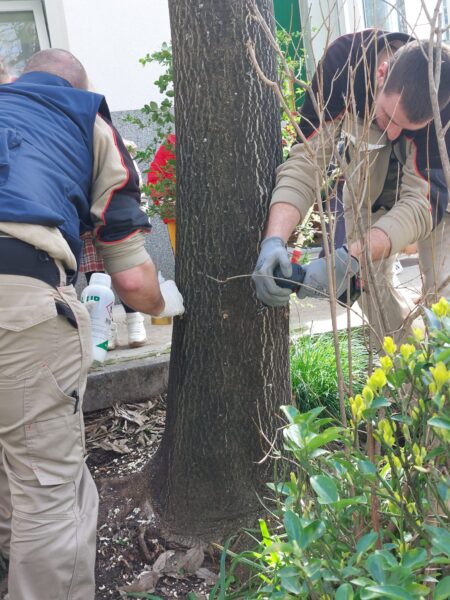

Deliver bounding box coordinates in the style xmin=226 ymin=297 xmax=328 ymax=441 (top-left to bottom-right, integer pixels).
xmin=273 ymin=262 xmax=362 ymax=305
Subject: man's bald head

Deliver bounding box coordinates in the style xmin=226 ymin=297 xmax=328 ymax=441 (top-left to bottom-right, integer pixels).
xmin=23 ymin=49 xmax=88 ymax=89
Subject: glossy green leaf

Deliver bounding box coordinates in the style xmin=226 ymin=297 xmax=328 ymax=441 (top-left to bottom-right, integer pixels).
xmin=310 ymin=475 xmax=339 ymax=503
xmin=280 ymin=574 xmax=302 ymax=595
xmin=390 ymin=414 xmax=413 ymax=425
xmin=284 ymin=510 xmax=302 ymax=546
xmin=371 ymin=397 xmax=391 ymax=410
xmin=425 ymin=525 xmax=450 ymax=557
xmin=437 ymin=481 xmax=450 ymax=503
xmin=336 ymin=583 xmax=354 ymax=600
xmin=429 ymin=417 xmax=450 ymax=431
xmin=401 ymin=548 xmax=427 ymax=570
xmin=304 ymin=427 xmax=343 ymax=453
xmin=433 ymin=576 xmax=450 ymax=599
xmin=331 ymin=496 xmax=367 ymax=509
xmin=365 ymin=554 xmax=389 ymax=584
xmin=435 ymin=347 xmax=450 ymax=363
xmin=356 ymin=531 xmax=379 ymax=555
xmin=364 ymin=584 xmax=417 ymax=599
xmin=358 ymin=459 xmax=377 ymax=475
xmin=351 ymin=577 xmax=375 ymax=587
xmin=298 ymin=520 xmax=326 ymax=549
xmin=281 ymin=404 xmax=301 ymax=424
xmin=404 ymin=583 xmax=430 ymax=595
xmin=259 ymin=519 xmax=272 ymax=547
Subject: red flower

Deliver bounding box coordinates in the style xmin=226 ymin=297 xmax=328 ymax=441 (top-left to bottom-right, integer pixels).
xmin=147 ymin=134 xmax=176 ymax=185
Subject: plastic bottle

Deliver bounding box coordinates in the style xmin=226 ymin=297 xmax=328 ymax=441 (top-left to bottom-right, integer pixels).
xmin=80 ymin=272 xmax=115 ymax=363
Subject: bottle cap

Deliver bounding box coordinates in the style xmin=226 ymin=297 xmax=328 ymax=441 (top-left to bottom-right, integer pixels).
xmin=90 ymin=272 xmax=111 ymax=288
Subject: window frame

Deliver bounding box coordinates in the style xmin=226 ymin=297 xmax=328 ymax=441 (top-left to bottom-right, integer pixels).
xmin=0 ymin=0 xmax=50 ymax=59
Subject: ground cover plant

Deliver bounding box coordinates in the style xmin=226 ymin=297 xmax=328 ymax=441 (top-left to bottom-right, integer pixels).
xmin=290 ymin=329 xmax=369 ymax=419
xmin=212 ymin=299 xmax=450 ymax=599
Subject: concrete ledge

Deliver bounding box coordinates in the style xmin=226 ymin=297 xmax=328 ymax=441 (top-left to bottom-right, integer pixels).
xmin=84 ymin=355 xmax=170 ymax=413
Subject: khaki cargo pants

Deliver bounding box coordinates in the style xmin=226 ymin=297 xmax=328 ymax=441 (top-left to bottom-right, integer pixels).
xmin=0 ymin=275 xmax=98 ymax=600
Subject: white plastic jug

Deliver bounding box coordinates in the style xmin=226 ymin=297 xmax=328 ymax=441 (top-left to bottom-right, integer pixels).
xmin=80 ymin=272 xmax=115 ymax=363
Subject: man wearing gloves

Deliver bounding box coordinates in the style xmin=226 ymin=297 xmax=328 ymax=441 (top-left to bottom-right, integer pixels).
xmin=253 ymin=30 xmax=450 ymax=344
xmin=0 ymin=49 xmax=183 ymax=599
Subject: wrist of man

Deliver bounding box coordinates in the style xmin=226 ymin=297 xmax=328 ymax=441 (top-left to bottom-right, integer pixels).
xmin=349 ymin=228 xmax=392 ymax=263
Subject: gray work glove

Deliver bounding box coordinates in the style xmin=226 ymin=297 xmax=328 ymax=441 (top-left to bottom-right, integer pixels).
xmin=252 ymin=236 xmax=293 ymax=307
xmin=297 ymin=246 xmax=360 ymax=301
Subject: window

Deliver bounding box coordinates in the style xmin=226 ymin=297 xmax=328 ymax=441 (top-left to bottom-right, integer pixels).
xmin=361 ymin=0 xmax=403 ymax=31
xmin=0 ymin=0 xmax=49 ymax=76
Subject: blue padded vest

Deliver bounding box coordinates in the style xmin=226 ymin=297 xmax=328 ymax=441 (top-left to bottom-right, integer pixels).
xmin=0 ymin=72 xmax=106 ymax=262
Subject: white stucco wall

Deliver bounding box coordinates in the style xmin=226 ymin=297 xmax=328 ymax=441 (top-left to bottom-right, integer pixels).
xmin=44 ymin=0 xmax=171 ymax=111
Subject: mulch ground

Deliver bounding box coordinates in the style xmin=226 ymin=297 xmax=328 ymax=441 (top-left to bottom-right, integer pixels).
xmin=85 ymin=397 xmax=219 ymax=600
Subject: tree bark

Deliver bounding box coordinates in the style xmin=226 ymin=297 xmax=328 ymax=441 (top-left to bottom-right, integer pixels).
xmin=149 ymin=0 xmax=291 ymax=541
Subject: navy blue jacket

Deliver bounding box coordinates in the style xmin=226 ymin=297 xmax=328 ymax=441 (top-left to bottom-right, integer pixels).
xmin=0 ymin=72 xmax=149 ymax=263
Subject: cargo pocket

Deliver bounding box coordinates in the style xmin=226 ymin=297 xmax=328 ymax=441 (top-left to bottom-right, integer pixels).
xmin=0 ymin=285 xmax=56 ymax=332
xmin=24 ymin=365 xmax=83 ymax=486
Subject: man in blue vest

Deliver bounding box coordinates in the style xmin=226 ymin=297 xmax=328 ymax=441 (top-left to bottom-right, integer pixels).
xmin=0 ymin=49 xmax=184 ymax=599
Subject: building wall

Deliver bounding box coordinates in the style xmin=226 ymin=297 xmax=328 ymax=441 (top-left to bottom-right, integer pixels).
xmin=44 ymin=0 xmax=171 ymax=111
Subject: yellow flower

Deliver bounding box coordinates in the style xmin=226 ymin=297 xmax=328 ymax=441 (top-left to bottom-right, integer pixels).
xmin=402 ymin=424 xmax=411 ymax=442
xmin=391 ymin=455 xmax=402 ymax=471
xmin=377 ymin=418 xmax=395 ymax=447
xmin=380 ymin=355 xmax=394 ymax=373
xmin=411 ymin=406 xmax=420 ymax=421
xmin=398 ymin=541 xmax=408 ymax=555
xmin=368 ymin=368 xmax=387 ymax=391
xmin=350 ymin=394 xmax=365 ymax=423
xmin=412 ymin=327 xmax=425 ymax=342
xmin=430 ymin=362 xmax=450 ymax=392
xmin=400 ymin=344 xmax=415 ymax=360
xmin=412 ymin=443 xmax=427 ymax=467
xmin=362 ymin=386 xmax=374 ymax=405
xmin=383 ymin=336 xmax=397 ymax=356
xmin=407 ymin=502 xmax=416 ymax=514
xmin=432 ymin=297 xmax=450 ymax=318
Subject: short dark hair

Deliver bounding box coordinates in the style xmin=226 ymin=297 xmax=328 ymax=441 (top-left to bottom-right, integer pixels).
xmin=383 ymin=40 xmax=450 ymax=123
xmin=23 ymin=49 xmax=88 ymax=90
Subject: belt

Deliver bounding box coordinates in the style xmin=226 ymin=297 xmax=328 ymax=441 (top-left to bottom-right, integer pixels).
xmin=0 ymin=237 xmax=62 ymax=288
xmin=0 ymin=237 xmax=79 ymax=328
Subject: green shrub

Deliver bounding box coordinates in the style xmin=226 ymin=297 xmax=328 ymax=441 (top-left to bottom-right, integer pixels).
xmin=290 ymin=329 xmax=369 ymax=418
xmin=213 ymin=299 xmax=450 ymax=600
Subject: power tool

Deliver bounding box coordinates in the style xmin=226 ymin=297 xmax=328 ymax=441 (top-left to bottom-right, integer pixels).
xmin=273 ymin=262 xmax=362 ymax=305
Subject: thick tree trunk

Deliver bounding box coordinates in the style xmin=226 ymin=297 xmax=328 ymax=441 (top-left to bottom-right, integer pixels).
xmin=149 ymin=0 xmax=291 ymax=541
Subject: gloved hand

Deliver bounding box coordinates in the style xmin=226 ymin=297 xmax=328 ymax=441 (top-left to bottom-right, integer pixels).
xmin=297 ymin=247 xmax=360 ymax=301
xmin=157 ymin=273 xmax=185 ymax=317
xmin=252 ymin=236 xmax=293 ymax=307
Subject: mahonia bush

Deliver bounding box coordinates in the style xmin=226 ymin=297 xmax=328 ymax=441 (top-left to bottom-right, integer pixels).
xmin=212 ymin=298 xmax=450 ymax=600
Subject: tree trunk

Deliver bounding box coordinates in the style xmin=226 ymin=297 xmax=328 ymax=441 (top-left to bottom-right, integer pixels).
xmin=149 ymin=0 xmax=291 ymax=541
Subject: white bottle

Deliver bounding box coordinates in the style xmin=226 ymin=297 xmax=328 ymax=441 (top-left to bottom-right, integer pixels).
xmin=81 ymin=272 xmax=115 ymax=363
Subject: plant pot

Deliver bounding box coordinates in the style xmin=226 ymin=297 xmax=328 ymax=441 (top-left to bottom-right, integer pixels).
xmin=166 ymin=220 xmax=176 ymax=254
xmin=151 ymin=315 xmax=172 ymax=325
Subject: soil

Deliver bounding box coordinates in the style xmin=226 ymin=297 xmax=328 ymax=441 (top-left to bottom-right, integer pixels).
xmin=85 ymin=397 xmax=219 ymax=600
